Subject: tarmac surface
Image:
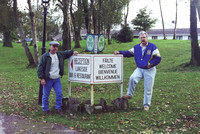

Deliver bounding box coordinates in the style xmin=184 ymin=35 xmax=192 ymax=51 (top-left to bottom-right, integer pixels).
xmin=0 ymin=112 xmax=85 ymax=134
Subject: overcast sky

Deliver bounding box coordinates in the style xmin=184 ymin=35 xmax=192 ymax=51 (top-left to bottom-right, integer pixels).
xmin=18 ymin=0 xmax=199 ymax=29
xmin=128 ymin=0 xmax=199 ymax=29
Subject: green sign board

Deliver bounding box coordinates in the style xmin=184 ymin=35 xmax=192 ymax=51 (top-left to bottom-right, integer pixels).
xmin=86 ymin=34 xmax=105 ymax=53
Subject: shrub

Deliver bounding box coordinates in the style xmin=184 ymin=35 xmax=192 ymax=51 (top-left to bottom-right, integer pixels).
xmin=117 ymin=25 xmax=133 ymax=43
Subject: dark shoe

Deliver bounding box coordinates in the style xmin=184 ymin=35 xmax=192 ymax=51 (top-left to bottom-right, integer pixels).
xmin=122 ymin=95 xmax=132 ymax=99
xmin=56 ymin=109 xmax=65 ymax=115
xmin=43 ymin=110 xmax=52 ymax=115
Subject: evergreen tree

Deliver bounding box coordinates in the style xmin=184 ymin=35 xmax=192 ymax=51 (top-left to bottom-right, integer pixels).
xmin=131 ymin=7 xmax=156 ymax=32
xmin=117 ymin=25 xmax=133 ymax=43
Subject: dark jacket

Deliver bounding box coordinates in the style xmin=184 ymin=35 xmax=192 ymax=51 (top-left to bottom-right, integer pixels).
xmin=37 ymin=50 xmax=74 ymax=80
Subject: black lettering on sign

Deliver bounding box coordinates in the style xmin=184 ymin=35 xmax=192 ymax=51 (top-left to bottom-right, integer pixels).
xmin=69 ymin=73 xmax=73 ymax=77
xmin=77 ymin=73 xmax=90 ymax=79
xmin=102 ymin=58 xmax=113 ymax=63
xmin=95 ymin=75 xmax=120 ymax=80
xmin=98 ymin=69 xmax=117 ymax=74
xmin=75 ymin=66 xmax=88 ymax=72
xmin=74 ymin=58 xmax=89 ymax=65
xmin=99 ymin=64 xmax=116 ymax=69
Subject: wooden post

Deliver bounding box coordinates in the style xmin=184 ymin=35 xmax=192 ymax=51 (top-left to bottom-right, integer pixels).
xmin=91 ymin=84 xmax=94 ymax=106
xmin=68 ymin=81 xmax=71 ymax=97
xmin=121 ymin=82 xmax=123 ymax=97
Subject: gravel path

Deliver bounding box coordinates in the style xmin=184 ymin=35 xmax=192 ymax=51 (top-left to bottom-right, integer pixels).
xmin=0 ymin=112 xmax=85 ymax=134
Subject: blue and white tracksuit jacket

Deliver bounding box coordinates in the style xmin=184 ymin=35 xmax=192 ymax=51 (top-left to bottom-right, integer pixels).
xmin=119 ymin=42 xmax=161 ymax=107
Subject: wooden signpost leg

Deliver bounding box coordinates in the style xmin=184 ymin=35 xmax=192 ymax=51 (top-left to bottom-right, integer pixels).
xmin=91 ymin=84 xmax=94 ymax=106
xmin=68 ymin=81 xmax=71 ymax=97
xmin=121 ymin=82 xmax=123 ymax=97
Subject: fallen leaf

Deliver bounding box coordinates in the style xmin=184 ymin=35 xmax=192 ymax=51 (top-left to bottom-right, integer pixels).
xmin=165 ymin=127 xmax=172 ymax=132
xmin=41 ymin=116 xmax=46 ymax=119
xmin=98 ymin=116 xmax=101 ymax=120
xmin=20 ymin=129 xmax=25 ymax=133
xmin=176 ymin=118 xmax=181 ymax=123
xmin=179 ymin=127 xmax=187 ymax=132
xmin=186 ymin=122 xmax=191 ymax=127
xmin=82 ymin=116 xmax=86 ymax=120
xmin=69 ymin=127 xmax=74 ymax=130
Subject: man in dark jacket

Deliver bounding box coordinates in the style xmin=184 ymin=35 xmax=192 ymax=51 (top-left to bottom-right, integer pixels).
xmin=114 ymin=31 xmax=161 ymax=111
xmin=37 ymin=41 xmax=78 ymax=115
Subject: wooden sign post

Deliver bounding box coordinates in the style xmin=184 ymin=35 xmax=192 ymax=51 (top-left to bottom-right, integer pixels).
xmin=68 ymin=54 xmax=123 ymax=106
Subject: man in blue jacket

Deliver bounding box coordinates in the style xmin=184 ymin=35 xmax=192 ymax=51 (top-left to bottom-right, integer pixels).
xmin=114 ymin=31 xmax=161 ymax=111
xmin=37 ymin=41 xmax=78 ymax=115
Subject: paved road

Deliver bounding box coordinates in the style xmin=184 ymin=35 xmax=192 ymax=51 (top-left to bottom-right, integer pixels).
xmin=0 ymin=112 xmax=85 ymax=134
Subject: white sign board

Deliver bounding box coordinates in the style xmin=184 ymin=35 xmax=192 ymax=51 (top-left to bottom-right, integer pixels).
xmin=68 ymin=54 xmax=123 ymax=84
xmin=93 ymin=55 xmax=123 ymax=83
xmin=68 ymin=55 xmax=92 ymax=83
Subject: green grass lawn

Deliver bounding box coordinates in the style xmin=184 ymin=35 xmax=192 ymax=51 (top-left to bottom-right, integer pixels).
xmin=0 ymin=39 xmax=199 ymax=133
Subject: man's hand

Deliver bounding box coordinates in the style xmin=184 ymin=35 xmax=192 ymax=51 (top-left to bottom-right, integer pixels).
xmin=114 ymin=51 xmax=120 ymax=55
xmin=41 ymin=79 xmax=46 ymax=85
xmin=147 ymin=62 xmax=151 ymax=69
xmin=73 ymin=51 xmax=78 ymax=56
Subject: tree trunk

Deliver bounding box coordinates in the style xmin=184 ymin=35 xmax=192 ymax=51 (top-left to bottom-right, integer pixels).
xmin=3 ymin=28 xmax=12 ymax=47
xmin=98 ymin=0 xmax=102 ymax=34
xmin=27 ymin=0 xmax=39 ymax=65
xmin=82 ymin=0 xmax=92 ymax=34
xmin=159 ymin=0 xmax=167 ymax=40
xmin=124 ymin=1 xmax=129 ymax=27
xmin=107 ymin=27 xmax=111 ymax=45
xmin=36 ymin=0 xmax=40 ymax=41
xmin=74 ymin=31 xmax=81 ymax=48
xmin=1 ymin=1 xmax=13 ymax=48
xmin=62 ymin=0 xmax=71 ymax=50
xmin=13 ymin=0 xmax=36 ymax=67
xmin=70 ymin=0 xmax=81 ymax=48
xmin=190 ymin=0 xmax=200 ymax=66
xmin=91 ymin=0 xmax=98 ymax=34
xmin=173 ymin=0 xmax=178 ymax=40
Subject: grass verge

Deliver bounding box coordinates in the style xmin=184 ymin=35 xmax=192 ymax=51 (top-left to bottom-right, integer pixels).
xmin=0 ymin=39 xmax=199 ymax=133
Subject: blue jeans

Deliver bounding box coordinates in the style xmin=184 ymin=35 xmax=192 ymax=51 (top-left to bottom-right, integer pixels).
xmin=127 ymin=67 xmax=156 ymax=107
xmin=42 ymin=78 xmax=63 ymax=111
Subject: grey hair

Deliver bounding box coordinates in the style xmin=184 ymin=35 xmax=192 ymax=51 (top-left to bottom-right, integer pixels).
xmin=139 ymin=31 xmax=148 ymax=37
